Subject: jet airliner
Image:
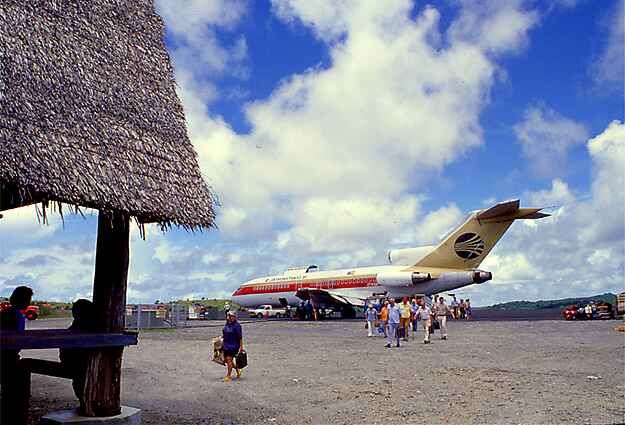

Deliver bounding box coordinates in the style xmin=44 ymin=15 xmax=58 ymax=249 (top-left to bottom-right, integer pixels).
xmin=231 ymin=199 xmax=549 ymax=316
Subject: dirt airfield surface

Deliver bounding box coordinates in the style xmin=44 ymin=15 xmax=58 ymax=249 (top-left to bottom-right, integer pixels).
xmin=25 ymin=318 xmax=624 ymax=425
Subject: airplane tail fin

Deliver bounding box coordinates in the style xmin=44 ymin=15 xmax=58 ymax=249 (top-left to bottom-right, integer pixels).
xmin=414 ymin=200 xmax=549 ymax=270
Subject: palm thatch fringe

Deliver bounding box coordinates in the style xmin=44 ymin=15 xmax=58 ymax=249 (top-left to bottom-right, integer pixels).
xmin=0 ymin=0 xmax=218 ymax=231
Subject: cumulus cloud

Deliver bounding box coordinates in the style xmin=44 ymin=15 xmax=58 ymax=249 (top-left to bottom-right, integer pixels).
xmin=448 ymin=0 xmax=539 ymax=54
xmin=0 ymin=205 xmax=62 ymax=242
xmin=0 ymin=243 xmax=95 ymax=301
xmin=183 ymin=0 xmax=540 ymax=248
xmin=466 ymin=121 xmax=625 ymax=305
xmin=514 ymin=105 xmax=589 ymax=178
xmin=155 ymin=0 xmax=249 ymax=113
xmin=590 ymin=0 xmax=624 ymax=91
xmin=411 ymin=204 xmax=464 ymax=245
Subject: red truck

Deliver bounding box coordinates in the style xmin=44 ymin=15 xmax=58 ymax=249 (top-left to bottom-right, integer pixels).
xmin=0 ymin=301 xmax=39 ymax=320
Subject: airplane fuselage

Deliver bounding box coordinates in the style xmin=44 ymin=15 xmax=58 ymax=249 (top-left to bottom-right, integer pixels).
xmin=232 ymin=264 xmax=491 ymax=308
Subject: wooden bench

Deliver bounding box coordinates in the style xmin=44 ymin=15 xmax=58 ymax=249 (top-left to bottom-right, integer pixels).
xmin=0 ymin=329 xmax=138 ymax=425
xmin=1 ymin=329 xmax=138 ymax=350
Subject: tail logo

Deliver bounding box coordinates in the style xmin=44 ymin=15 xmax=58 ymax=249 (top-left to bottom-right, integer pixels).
xmin=454 ymin=233 xmax=485 ymax=259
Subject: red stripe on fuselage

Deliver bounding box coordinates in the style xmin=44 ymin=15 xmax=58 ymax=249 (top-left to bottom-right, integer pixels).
xmin=234 ymin=276 xmax=378 ymax=296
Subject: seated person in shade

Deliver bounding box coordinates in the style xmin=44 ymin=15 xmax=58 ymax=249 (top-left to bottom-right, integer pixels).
xmin=59 ymin=299 xmax=97 ymax=414
xmin=0 ymin=286 xmax=33 ymax=425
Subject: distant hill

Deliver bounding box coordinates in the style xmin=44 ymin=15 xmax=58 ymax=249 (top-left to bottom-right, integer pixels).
xmin=169 ymin=298 xmax=241 ymax=310
xmin=480 ymin=293 xmax=617 ymax=310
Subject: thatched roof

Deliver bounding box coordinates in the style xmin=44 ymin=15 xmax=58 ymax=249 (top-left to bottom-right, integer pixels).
xmin=0 ymin=0 xmax=217 ymax=230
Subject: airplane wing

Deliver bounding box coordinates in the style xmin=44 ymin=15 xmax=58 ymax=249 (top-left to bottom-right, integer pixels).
xmin=296 ymin=288 xmax=366 ymax=308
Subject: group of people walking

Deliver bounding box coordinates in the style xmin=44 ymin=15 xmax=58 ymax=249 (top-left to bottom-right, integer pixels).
xmin=365 ymin=296 xmax=454 ymax=346
xmin=448 ymin=295 xmax=472 ymax=320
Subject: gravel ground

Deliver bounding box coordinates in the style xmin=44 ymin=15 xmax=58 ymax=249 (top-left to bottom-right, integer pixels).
xmin=23 ymin=318 xmax=625 ymax=424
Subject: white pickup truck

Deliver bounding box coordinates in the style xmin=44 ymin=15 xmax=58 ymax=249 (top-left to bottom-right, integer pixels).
xmin=248 ymin=305 xmax=287 ymax=318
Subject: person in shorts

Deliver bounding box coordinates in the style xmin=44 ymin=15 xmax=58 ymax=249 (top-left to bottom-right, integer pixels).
xmin=416 ymin=299 xmax=432 ymax=344
xmin=399 ymin=297 xmax=411 ymax=340
xmin=222 ymin=311 xmax=244 ymax=381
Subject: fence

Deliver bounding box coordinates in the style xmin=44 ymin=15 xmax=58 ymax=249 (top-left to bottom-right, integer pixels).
xmin=125 ymin=304 xmax=193 ymax=329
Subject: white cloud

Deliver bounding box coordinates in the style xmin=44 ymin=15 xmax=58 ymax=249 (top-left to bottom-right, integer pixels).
xmin=155 ymin=0 xmax=248 ymax=77
xmin=481 ymin=252 xmax=542 ymax=283
xmin=183 ymin=0 xmax=540 ymax=247
xmin=590 ymin=0 xmax=624 ymax=91
xmin=0 ymin=244 xmax=94 ymax=301
xmin=0 ymin=205 xmax=62 ymax=241
xmin=580 ymin=120 xmax=625 ymax=244
xmin=514 ymin=105 xmax=589 ymax=177
xmin=448 ymin=0 xmax=538 ymax=54
xmin=529 ymin=178 xmax=575 ymax=206
xmin=411 ymin=204 xmax=463 ymax=245
xmin=276 ymin=196 xmax=420 ymax=255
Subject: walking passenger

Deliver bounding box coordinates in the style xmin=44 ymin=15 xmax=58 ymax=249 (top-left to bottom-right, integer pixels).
xmin=450 ymin=294 xmax=459 ymax=319
xmin=410 ymin=298 xmax=419 ymax=332
xmin=385 ymin=298 xmax=401 ymax=348
xmin=465 ymin=299 xmax=472 ymax=320
xmin=433 ymin=297 xmax=451 ymax=340
xmin=379 ymin=300 xmax=389 ymax=337
xmin=222 ymin=311 xmax=244 ymax=381
xmin=416 ymin=300 xmax=432 ymax=344
xmin=399 ymin=297 xmax=411 ymax=341
xmin=366 ymin=304 xmax=378 ymax=337
xmin=459 ymin=299 xmax=466 ymax=319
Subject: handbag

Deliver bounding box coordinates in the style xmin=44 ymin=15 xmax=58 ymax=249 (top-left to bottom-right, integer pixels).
xmin=212 ymin=336 xmax=225 ymax=365
xmin=235 ymin=350 xmax=248 ymax=369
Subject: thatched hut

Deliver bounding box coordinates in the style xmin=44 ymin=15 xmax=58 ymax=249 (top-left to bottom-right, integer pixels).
xmin=0 ymin=0 xmax=216 ymax=228
xmin=0 ymin=0 xmax=217 ymax=421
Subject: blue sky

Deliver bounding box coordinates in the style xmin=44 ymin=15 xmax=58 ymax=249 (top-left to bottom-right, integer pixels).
xmin=1 ymin=0 xmax=623 ymax=306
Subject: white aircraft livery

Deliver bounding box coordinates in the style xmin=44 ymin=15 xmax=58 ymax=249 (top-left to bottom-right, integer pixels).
xmin=231 ymin=200 xmax=548 ymax=316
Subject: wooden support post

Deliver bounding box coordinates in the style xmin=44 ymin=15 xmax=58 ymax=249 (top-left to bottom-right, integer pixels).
xmin=83 ymin=210 xmax=130 ymax=417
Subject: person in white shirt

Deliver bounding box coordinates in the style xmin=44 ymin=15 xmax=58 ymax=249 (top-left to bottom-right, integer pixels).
xmin=433 ymin=297 xmax=451 ymax=340
xmin=416 ymin=300 xmax=432 ymax=344
xmin=365 ymin=304 xmax=378 ymax=337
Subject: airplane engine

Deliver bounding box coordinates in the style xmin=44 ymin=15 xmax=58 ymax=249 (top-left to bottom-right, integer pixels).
xmin=387 ymin=246 xmax=433 ymax=265
xmin=376 ymin=271 xmax=431 ymax=287
xmin=411 ymin=270 xmax=493 ymax=294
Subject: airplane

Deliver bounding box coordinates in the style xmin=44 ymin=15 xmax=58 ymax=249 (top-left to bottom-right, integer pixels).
xmin=231 ymin=199 xmax=549 ymax=317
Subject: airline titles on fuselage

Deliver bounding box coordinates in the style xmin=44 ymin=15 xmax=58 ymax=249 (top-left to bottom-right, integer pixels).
xmin=233 ymin=274 xmax=378 ymax=296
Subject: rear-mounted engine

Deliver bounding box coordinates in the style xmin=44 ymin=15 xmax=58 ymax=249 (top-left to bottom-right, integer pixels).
xmin=376 ymin=271 xmax=431 ymax=287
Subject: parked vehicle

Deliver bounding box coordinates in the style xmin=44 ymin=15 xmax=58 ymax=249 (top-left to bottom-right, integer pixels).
xmin=249 ymin=305 xmax=286 ymax=318
xmin=0 ymin=301 xmax=39 ymax=320
xmin=562 ymin=304 xmax=584 ymax=320
xmin=596 ymin=302 xmax=614 ymax=320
